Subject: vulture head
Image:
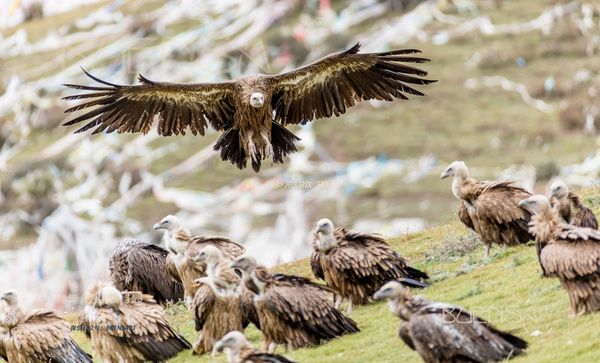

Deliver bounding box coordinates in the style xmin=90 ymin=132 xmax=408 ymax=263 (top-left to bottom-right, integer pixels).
xmin=214 ymin=330 xmax=248 ymax=354
xmin=0 ymin=289 xmax=18 ymax=306
xmin=314 ymin=218 xmax=337 ymax=251
xmin=440 ymin=161 xmax=468 ymax=180
xmin=153 ymin=215 xmax=182 ymax=232
xmin=84 ymin=282 xmax=123 ymax=310
xmin=518 ymin=195 xmax=552 ymax=216
xmin=230 ymin=255 xmax=257 ymax=276
xmin=194 ymin=245 xmax=223 ymax=266
xmin=549 ymin=180 xmax=568 ymax=200
xmin=249 ymin=92 xmax=265 ymax=108
xmin=374 ymin=280 xmax=416 ymax=320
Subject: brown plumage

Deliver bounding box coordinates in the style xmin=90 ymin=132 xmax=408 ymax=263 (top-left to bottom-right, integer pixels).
xmin=195 ymin=245 xmax=241 ymax=296
xmin=62 ymin=43 xmax=435 ymax=172
xmin=374 ymin=281 xmax=528 ymax=363
xmin=519 ymin=195 xmax=600 ymax=316
xmin=441 ymin=161 xmax=533 ymax=257
xmin=153 ymin=215 xmax=246 ymax=306
xmin=214 ymin=331 xmax=297 ymax=363
xmin=310 ymin=218 xmax=429 ymax=313
xmin=0 ymin=289 xmax=92 ymax=363
xmin=109 ymin=238 xmax=184 ymax=304
xmin=190 ymin=278 xmax=246 ymax=355
xmin=549 ymin=180 xmax=598 ymax=229
xmin=79 ymin=282 xmax=191 ymax=362
xmin=231 ymin=255 xmax=359 ymax=353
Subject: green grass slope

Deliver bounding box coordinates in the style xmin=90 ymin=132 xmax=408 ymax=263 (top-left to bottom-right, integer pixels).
xmin=65 ymin=188 xmax=600 ymax=362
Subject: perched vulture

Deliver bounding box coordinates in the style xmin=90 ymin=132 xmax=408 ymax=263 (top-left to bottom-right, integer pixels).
xmin=195 ymin=245 xmax=241 ymax=296
xmin=153 ymin=215 xmax=246 ymax=306
xmin=374 ymin=281 xmax=528 ymax=363
xmin=519 ymin=195 xmax=600 ymax=316
xmin=231 ymin=255 xmax=359 ymax=353
xmin=214 ymin=331 xmax=297 ymax=363
xmin=190 ymin=277 xmax=246 ymax=355
xmin=441 ymin=161 xmax=533 ymax=257
xmin=311 ymin=218 xmax=429 ymax=312
xmin=0 ymin=289 xmax=92 ymax=363
xmin=109 ymin=238 xmax=184 ymax=304
xmin=549 ymin=180 xmax=598 ymax=229
xmin=79 ymin=282 xmax=191 ymax=362
xmin=62 ymin=43 xmax=435 ymax=172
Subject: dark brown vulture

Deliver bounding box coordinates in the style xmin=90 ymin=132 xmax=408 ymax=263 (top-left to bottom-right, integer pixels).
xmin=153 ymin=215 xmax=246 ymax=306
xmin=441 ymin=161 xmax=533 ymax=257
xmin=109 ymin=238 xmax=184 ymax=304
xmin=230 ymin=255 xmax=359 ymax=353
xmin=311 ymin=218 xmax=429 ymax=312
xmin=214 ymin=331 xmax=297 ymax=363
xmin=190 ymin=276 xmax=246 ymax=355
xmin=0 ymin=289 xmax=92 ymax=363
xmin=62 ymin=43 xmax=435 ymax=172
xmin=79 ymin=282 xmax=192 ymax=362
xmin=519 ymin=195 xmax=600 ymax=316
xmin=549 ymin=180 xmax=598 ymax=229
xmin=373 ymin=281 xmax=528 ymax=363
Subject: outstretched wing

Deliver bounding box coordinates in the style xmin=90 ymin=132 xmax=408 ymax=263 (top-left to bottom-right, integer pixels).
xmin=63 ymin=69 xmax=236 ymax=136
xmin=270 ymin=43 xmax=435 ymax=125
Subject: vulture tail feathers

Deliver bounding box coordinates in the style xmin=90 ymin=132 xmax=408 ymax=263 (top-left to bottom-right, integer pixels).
xmin=214 ymin=128 xmax=246 ymax=170
xmin=395 ymin=277 xmax=430 ymax=289
xmin=402 ymin=265 xmax=429 ymax=281
xmin=270 ymin=121 xmax=300 ymax=164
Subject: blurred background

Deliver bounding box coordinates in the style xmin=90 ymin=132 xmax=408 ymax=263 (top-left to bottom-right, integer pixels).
xmin=0 ymin=0 xmax=599 ymax=310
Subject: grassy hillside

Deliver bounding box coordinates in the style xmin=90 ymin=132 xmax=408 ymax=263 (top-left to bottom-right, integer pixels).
xmin=65 ymin=187 xmax=600 ymax=362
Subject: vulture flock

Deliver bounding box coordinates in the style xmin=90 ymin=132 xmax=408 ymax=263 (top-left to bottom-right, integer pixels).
xmin=1 ymin=42 xmax=596 ymax=362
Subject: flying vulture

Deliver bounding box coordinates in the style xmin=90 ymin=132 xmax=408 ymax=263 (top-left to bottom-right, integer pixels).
xmin=519 ymin=195 xmax=600 ymax=316
xmin=62 ymin=43 xmax=435 ymax=172
xmin=549 ymin=180 xmax=598 ymax=229
xmin=79 ymin=282 xmax=192 ymax=362
xmin=441 ymin=161 xmax=533 ymax=257
xmin=190 ymin=277 xmax=246 ymax=355
xmin=373 ymin=281 xmax=528 ymax=363
xmin=0 ymin=289 xmax=92 ymax=363
xmin=153 ymin=215 xmax=246 ymax=306
xmin=311 ymin=218 xmax=429 ymax=312
xmin=214 ymin=331 xmax=297 ymax=363
xmin=230 ymin=255 xmax=359 ymax=353
xmin=109 ymin=238 xmax=184 ymax=304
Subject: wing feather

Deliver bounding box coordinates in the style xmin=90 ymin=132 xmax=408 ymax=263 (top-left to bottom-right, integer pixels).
xmin=63 ymin=69 xmax=236 ymax=136
xmin=270 ymin=43 xmax=435 ymax=125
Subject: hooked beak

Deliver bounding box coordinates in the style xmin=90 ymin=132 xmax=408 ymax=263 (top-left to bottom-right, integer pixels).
xmin=373 ymin=290 xmax=386 ymax=301
xmin=153 ymin=222 xmax=162 ymax=230
xmin=194 ymin=254 xmax=203 ymax=263
xmin=517 ymin=199 xmax=528 ymax=208
xmin=440 ymin=170 xmax=450 ymax=179
xmin=214 ymin=340 xmax=224 ymax=353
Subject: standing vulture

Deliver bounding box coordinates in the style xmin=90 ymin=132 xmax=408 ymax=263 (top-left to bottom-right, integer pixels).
xmin=109 ymin=238 xmax=184 ymax=304
xmin=519 ymin=195 xmax=600 ymax=315
xmin=153 ymin=215 xmax=246 ymax=306
xmin=549 ymin=180 xmax=598 ymax=229
xmin=79 ymin=282 xmax=192 ymax=362
xmin=231 ymin=255 xmax=359 ymax=353
xmin=0 ymin=289 xmax=92 ymax=363
xmin=373 ymin=281 xmax=528 ymax=363
xmin=190 ymin=276 xmax=245 ymax=355
xmin=311 ymin=218 xmax=429 ymax=312
xmin=62 ymin=43 xmax=435 ymax=172
xmin=441 ymin=161 xmax=533 ymax=257
xmin=214 ymin=331 xmax=297 ymax=363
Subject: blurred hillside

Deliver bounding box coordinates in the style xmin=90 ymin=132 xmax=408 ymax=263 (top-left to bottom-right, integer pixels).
xmin=0 ymin=0 xmax=600 ymax=309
